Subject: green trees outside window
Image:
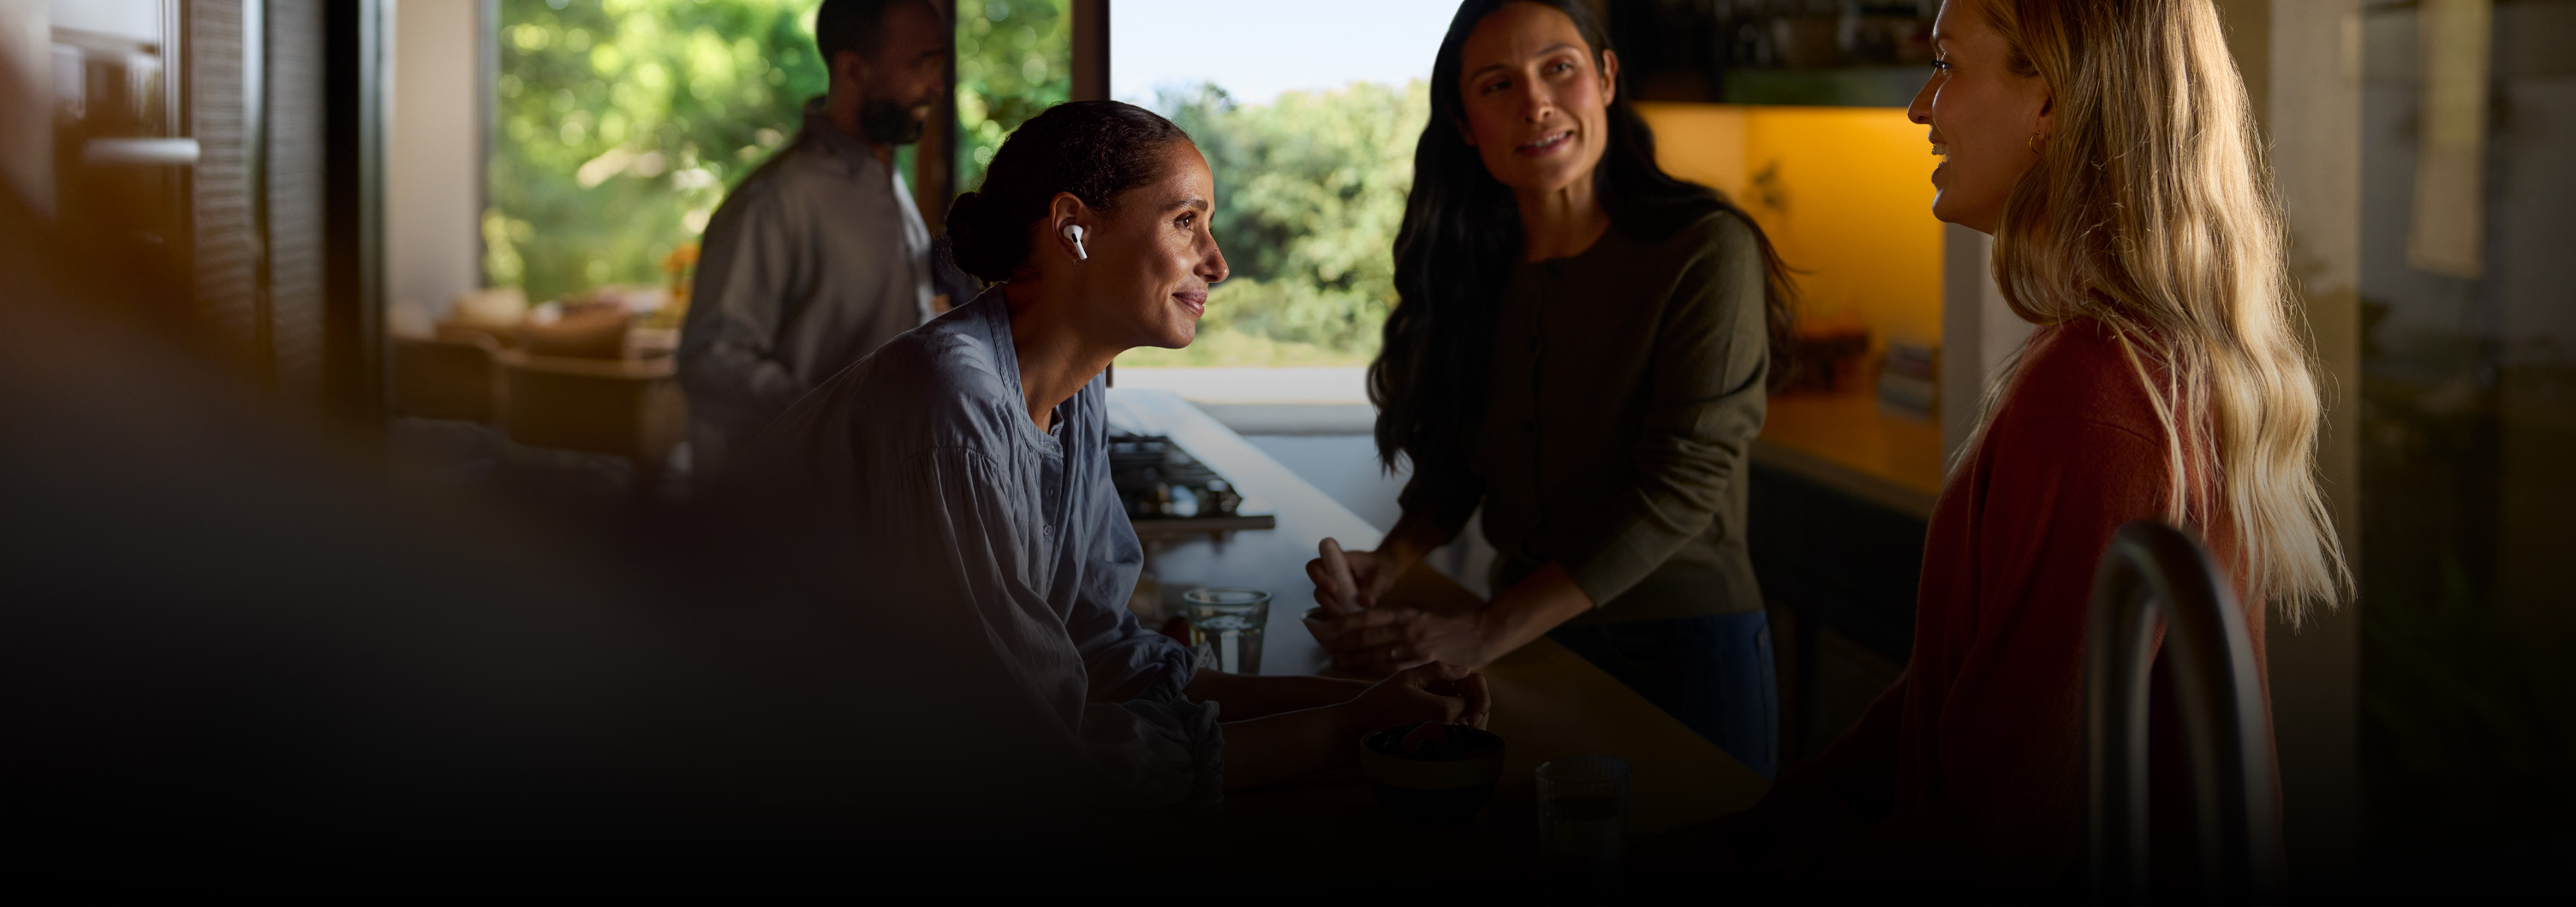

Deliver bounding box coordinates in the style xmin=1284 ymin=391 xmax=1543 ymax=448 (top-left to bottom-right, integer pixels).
xmin=488 ymin=0 xmax=1416 ymax=367
xmin=954 ymin=0 xmax=1069 ymax=199
xmin=1120 ymin=81 xmax=1428 ymax=368
xmin=488 ymin=0 xmax=826 ymax=306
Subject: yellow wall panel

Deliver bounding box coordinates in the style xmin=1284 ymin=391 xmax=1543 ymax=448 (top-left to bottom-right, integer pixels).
xmin=1637 ymin=103 xmax=1944 ymax=352
xmin=1632 ymin=102 xmax=1748 ymax=200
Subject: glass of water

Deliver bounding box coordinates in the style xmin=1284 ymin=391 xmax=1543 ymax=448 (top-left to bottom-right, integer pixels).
xmin=1537 ymin=756 xmax=1633 ymax=890
xmin=1183 ymin=587 xmax=1269 ymax=676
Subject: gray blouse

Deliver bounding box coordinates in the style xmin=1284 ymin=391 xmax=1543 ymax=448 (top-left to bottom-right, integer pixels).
xmin=748 ymin=289 xmax=1221 ymax=809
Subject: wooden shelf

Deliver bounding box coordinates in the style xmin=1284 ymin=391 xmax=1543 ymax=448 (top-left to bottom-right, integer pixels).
xmin=1755 ymin=389 xmax=1946 ymax=520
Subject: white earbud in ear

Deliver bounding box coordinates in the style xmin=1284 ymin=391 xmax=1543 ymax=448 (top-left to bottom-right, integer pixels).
xmin=1063 ymin=224 xmax=1088 ymax=261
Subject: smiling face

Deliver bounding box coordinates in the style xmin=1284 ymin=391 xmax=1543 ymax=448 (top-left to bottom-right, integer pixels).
xmin=1455 ymin=2 xmax=1618 ymax=200
xmin=837 ymin=0 xmax=949 ymax=145
xmin=1908 ymin=0 xmax=2052 ymax=233
xmin=1063 ymin=142 xmax=1229 ymax=349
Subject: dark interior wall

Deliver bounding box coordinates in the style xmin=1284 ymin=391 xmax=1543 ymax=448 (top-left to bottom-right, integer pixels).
xmin=2355 ymin=0 xmax=2576 ymax=881
xmin=1070 ymin=0 xmax=1105 ymax=101
xmin=1748 ymin=467 xmax=1925 ymax=760
xmin=319 ymin=0 xmax=385 ymax=422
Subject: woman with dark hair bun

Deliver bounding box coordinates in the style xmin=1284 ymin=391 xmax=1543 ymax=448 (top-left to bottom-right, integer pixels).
xmin=1306 ymin=0 xmax=1795 ymax=779
xmin=748 ymin=101 xmax=1490 ymax=806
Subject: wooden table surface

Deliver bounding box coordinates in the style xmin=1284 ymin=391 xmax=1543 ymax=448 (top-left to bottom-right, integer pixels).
xmin=1106 ymin=389 xmax=1769 ymax=880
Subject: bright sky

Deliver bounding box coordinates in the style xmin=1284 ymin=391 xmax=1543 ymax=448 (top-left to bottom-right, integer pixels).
xmin=1109 ymin=0 xmax=1458 ymax=107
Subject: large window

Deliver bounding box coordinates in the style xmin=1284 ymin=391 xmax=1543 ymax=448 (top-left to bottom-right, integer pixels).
xmin=1108 ymin=1 xmax=1446 ymax=369
xmin=486 ymin=0 xmax=826 ymax=305
xmin=953 ymin=0 xmax=1070 ymax=200
xmin=489 ymin=0 xmax=1076 ymax=308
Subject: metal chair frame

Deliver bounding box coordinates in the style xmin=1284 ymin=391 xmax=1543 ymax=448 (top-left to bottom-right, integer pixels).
xmin=2084 ymin=521 xmax=2283 ymax=902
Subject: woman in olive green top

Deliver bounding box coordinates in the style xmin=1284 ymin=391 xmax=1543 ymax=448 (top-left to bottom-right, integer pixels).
xmin=1306 ymin=0 xmax=1794 ymax=778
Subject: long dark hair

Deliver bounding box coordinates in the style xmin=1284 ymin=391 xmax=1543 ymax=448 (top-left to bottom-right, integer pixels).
xmin=1369 ymin=0 xmax=1796 ymax=474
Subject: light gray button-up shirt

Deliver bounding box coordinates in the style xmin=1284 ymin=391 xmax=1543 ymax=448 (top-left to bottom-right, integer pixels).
xmin=679 ymin=99 xmax=934 ymax=474
xmin=742 ymin=289 xmax=1223 ymax=809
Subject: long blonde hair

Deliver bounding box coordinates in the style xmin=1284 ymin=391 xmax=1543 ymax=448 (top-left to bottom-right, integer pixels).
xmin=1971 ymin=0 xmax=2350 ymax=621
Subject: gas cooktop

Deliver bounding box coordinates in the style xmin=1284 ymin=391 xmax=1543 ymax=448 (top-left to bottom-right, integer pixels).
xmin=1108 ymin=433 xmax=1275 ymax=536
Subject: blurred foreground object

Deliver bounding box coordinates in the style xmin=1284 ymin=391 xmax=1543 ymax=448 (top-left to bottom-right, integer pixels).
xmin=0 ymin=110 xmax=1158 ymax=897
xmin=391 ymin=331 xmax=503 ymax=422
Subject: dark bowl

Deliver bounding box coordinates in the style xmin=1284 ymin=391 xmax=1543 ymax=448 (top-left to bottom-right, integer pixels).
xmin=1357 ymin=724 xmax=1507 ymax=825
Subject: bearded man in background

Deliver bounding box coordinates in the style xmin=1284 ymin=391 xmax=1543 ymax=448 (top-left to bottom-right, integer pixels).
xmin=678 ymin=0 xmax=954 ymax=477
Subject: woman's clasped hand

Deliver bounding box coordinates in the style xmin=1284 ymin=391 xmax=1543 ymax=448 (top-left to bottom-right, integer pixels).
xmin=1321 ymin=606 xmax=1498 ymax=677
xmin=1345 ymin=660 xmax=1496 ymax=731
xmin=1305 ymin=539 xmax=1472 ymax=674
xmin=1303 ymin=537 xmax=1561 ymax=676
xmin=1303 ymin=537 xmax=1470 ymax=674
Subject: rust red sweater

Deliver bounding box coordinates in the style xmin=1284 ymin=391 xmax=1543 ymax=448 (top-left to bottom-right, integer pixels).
xmin=1725 ymin=318 xmax=2270 ymax=892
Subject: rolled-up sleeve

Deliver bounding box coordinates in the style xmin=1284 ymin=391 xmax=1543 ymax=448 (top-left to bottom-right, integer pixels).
xmin=1559 ymin=215 xmax=1770 ymax=608
xmin=679 ymin=188 xmax=809 ymax=431
xmin=873 ymin=445 xmax=1222 ymax=809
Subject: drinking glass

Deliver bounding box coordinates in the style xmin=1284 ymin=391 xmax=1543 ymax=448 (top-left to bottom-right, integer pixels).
xmin=1183 ymin=587 xmax=1269 ymax=675
xmin=1537 ymin=756 xmax=1632 ymax=889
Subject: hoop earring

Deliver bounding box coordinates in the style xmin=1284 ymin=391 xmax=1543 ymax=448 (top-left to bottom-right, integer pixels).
xmin=2028 ymin=133 xmax=2044 ymax=154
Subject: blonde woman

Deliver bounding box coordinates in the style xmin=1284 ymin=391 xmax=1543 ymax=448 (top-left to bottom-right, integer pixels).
xmin=1702 ymin=0 xmax=2349 ymax=891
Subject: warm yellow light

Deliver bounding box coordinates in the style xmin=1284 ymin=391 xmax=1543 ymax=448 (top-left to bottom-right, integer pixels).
xmin=1636 ymin=103 xmax=1944 ymax=353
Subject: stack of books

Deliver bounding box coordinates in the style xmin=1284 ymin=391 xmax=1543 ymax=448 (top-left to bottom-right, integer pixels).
xmin=1878 ymin=342 xmax=1939 ymax=421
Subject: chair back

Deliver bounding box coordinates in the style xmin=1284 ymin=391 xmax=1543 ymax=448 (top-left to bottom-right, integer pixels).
xmin=2084 ymin=521 xmax=2282 ymax=902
